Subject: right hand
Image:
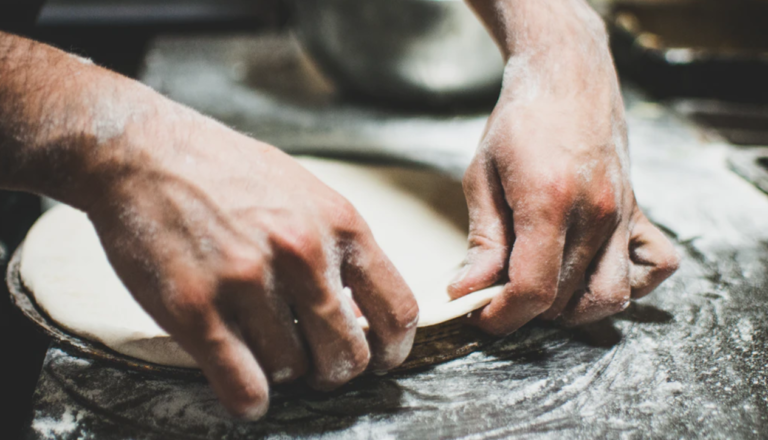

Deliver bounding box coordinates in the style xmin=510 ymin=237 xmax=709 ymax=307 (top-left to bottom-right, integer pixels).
xmin=83 ymin=105 xmax=419 ymax=419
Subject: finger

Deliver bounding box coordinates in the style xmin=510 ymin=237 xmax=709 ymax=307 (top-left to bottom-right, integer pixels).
xmin=471 ymin=218 xmax=566 ymax=335
xmin=289 ymin=264 xmax=370 ymax=391
xmin=629 ymin=211 xmax=680 ymax=299
xmin=560 ymin=227 xmax=631 ymax=327
xmin=94 ymin=234 xmax=271 ymax=420
xmin=538 ymin=226 xmax=608 ymax=321
xmin=539 ymin=201 xmax=619 ymax=321
xmin=342 ymin=233 xmax=419 ymax=372
xmin=169 ymin=301 xmax=270 ymax=420
xmin=447 ymin=156 xmax=513 ymax=300
xmin=222 ymin=283 xmax=309 ymax=385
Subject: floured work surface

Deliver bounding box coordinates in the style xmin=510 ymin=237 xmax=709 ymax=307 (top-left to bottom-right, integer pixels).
xmin=15 ymin=157 xmax=502 ymax=372
xmin=20 ymin=103 xmax=768 ymax=439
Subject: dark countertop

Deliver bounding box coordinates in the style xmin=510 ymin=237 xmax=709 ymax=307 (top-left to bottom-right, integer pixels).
xmin=20 ymin=32 xmax=768 ymax=439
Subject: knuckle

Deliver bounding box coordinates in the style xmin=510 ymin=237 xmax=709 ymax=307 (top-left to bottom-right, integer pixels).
xmin=540 ymin=171 xmax=577 ymax=202
xmin=219 ymin=246 xmax=268 ymax=286
xmin=590 ymin=188 xmax=620 ymax=228
xmin=271 ymin=224 xmax=323 ymax=264
xmin=331 ymin=197 xmax=365 ymax=237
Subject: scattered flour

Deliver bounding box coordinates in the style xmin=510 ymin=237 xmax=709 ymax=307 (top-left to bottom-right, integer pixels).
xmin=32 ymin=406 xmax=82 ymax=439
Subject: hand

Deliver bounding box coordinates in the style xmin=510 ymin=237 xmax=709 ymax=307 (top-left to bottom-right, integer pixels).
xmin=0 ymin=32 xmax=417 ymax=419
xmin=84 ymin=107 xmax=419 ymax=419
xmin=448 ymin=6 xmax=679 ymax=335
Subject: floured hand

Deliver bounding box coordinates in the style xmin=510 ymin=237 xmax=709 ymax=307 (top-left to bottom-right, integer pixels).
xmin=0 ymin=31 xmax=418 ymax=418
xmin=82 ymin=109 xmax=419 ymax=418
xmin=450 ymin=0 xmax=680 ymax=335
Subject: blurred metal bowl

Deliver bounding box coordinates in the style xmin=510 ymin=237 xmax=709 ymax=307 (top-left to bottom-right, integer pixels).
xmin=292 ymin=0 xmax=505 ymax=107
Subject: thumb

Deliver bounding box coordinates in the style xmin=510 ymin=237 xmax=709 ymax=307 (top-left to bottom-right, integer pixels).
xmin=448 ymin=157 xmax=512 ymax=299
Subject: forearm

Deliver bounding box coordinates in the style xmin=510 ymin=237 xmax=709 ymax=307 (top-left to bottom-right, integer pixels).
xmin=465 ymin=0 xmax=613 ymax=101
xmin=466 ymin=0 xmax=607 ymax=58
xmin=0 ymin=32 xmax=167 ymax=210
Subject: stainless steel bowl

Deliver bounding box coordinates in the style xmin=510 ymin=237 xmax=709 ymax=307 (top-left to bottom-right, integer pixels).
xmin=292 ymin=0 xmax=505 ymax=107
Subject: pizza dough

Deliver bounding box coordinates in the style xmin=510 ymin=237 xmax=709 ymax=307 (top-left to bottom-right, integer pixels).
xmin=20 ymin=157 xmax=503 ymax=368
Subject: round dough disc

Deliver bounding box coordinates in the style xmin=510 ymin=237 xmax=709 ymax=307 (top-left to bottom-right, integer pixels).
xmin=20 ymin=157 xmax=502 ymax=368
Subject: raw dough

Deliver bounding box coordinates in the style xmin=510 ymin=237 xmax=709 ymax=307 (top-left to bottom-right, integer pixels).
xmin=20 ymin=157 xmax=503 ymax=368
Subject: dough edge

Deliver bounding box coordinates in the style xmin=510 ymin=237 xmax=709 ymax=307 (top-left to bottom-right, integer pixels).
xmin=20 ymin=159 xmax=502 ymax=368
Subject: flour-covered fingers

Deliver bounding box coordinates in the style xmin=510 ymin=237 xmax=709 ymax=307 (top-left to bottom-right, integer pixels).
xmin=448 ymin=156 xmax=512 ymax=300
xmin=539 ymin=210 xmax=618 ymax=320
xmin=259 ymin=223 xmax=370 ymax=391
xmin=226 ymin=286 xmax=308 ymax=385
xmin=538 ymin=230 xmax=605 ymax=321
xmin=278 ymin=249 xmax=369 ymax=390
xmin=341 ymin=234 xmax=418 ymax=372
xmin=93 ymin=235 xmax=272 ymax=420
xmin=559 ymin=228 xmax=631 ymax=327
xmin=470 ymin=220 xmax=566 ymax=336
xmin=171 ymin=310 xmax=270 ymax=420
xmin=293 ymin=283 xmax=370 ymax=390
xmin=628 ymin=212 xmax=680 ymax=299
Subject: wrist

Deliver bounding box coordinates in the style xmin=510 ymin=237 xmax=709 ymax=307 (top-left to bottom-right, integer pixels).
xmin=70 ymin=88 xmax=207 ymax=215
xmin=30 ymin=82 xmax=171 ymax=212
xmin=496 ymin=0 xmax=608 ymax=59
xmin=496 ymin=1 xmax=614 ymax=105
xmin=0 ymin=33 xmax=177 ymax=211
xmin=465 ymin=0 xmax=612 ymax=104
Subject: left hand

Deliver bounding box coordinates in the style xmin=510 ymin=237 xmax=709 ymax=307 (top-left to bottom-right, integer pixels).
xmin=447 ymin=10 xmax=680 ymax=335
